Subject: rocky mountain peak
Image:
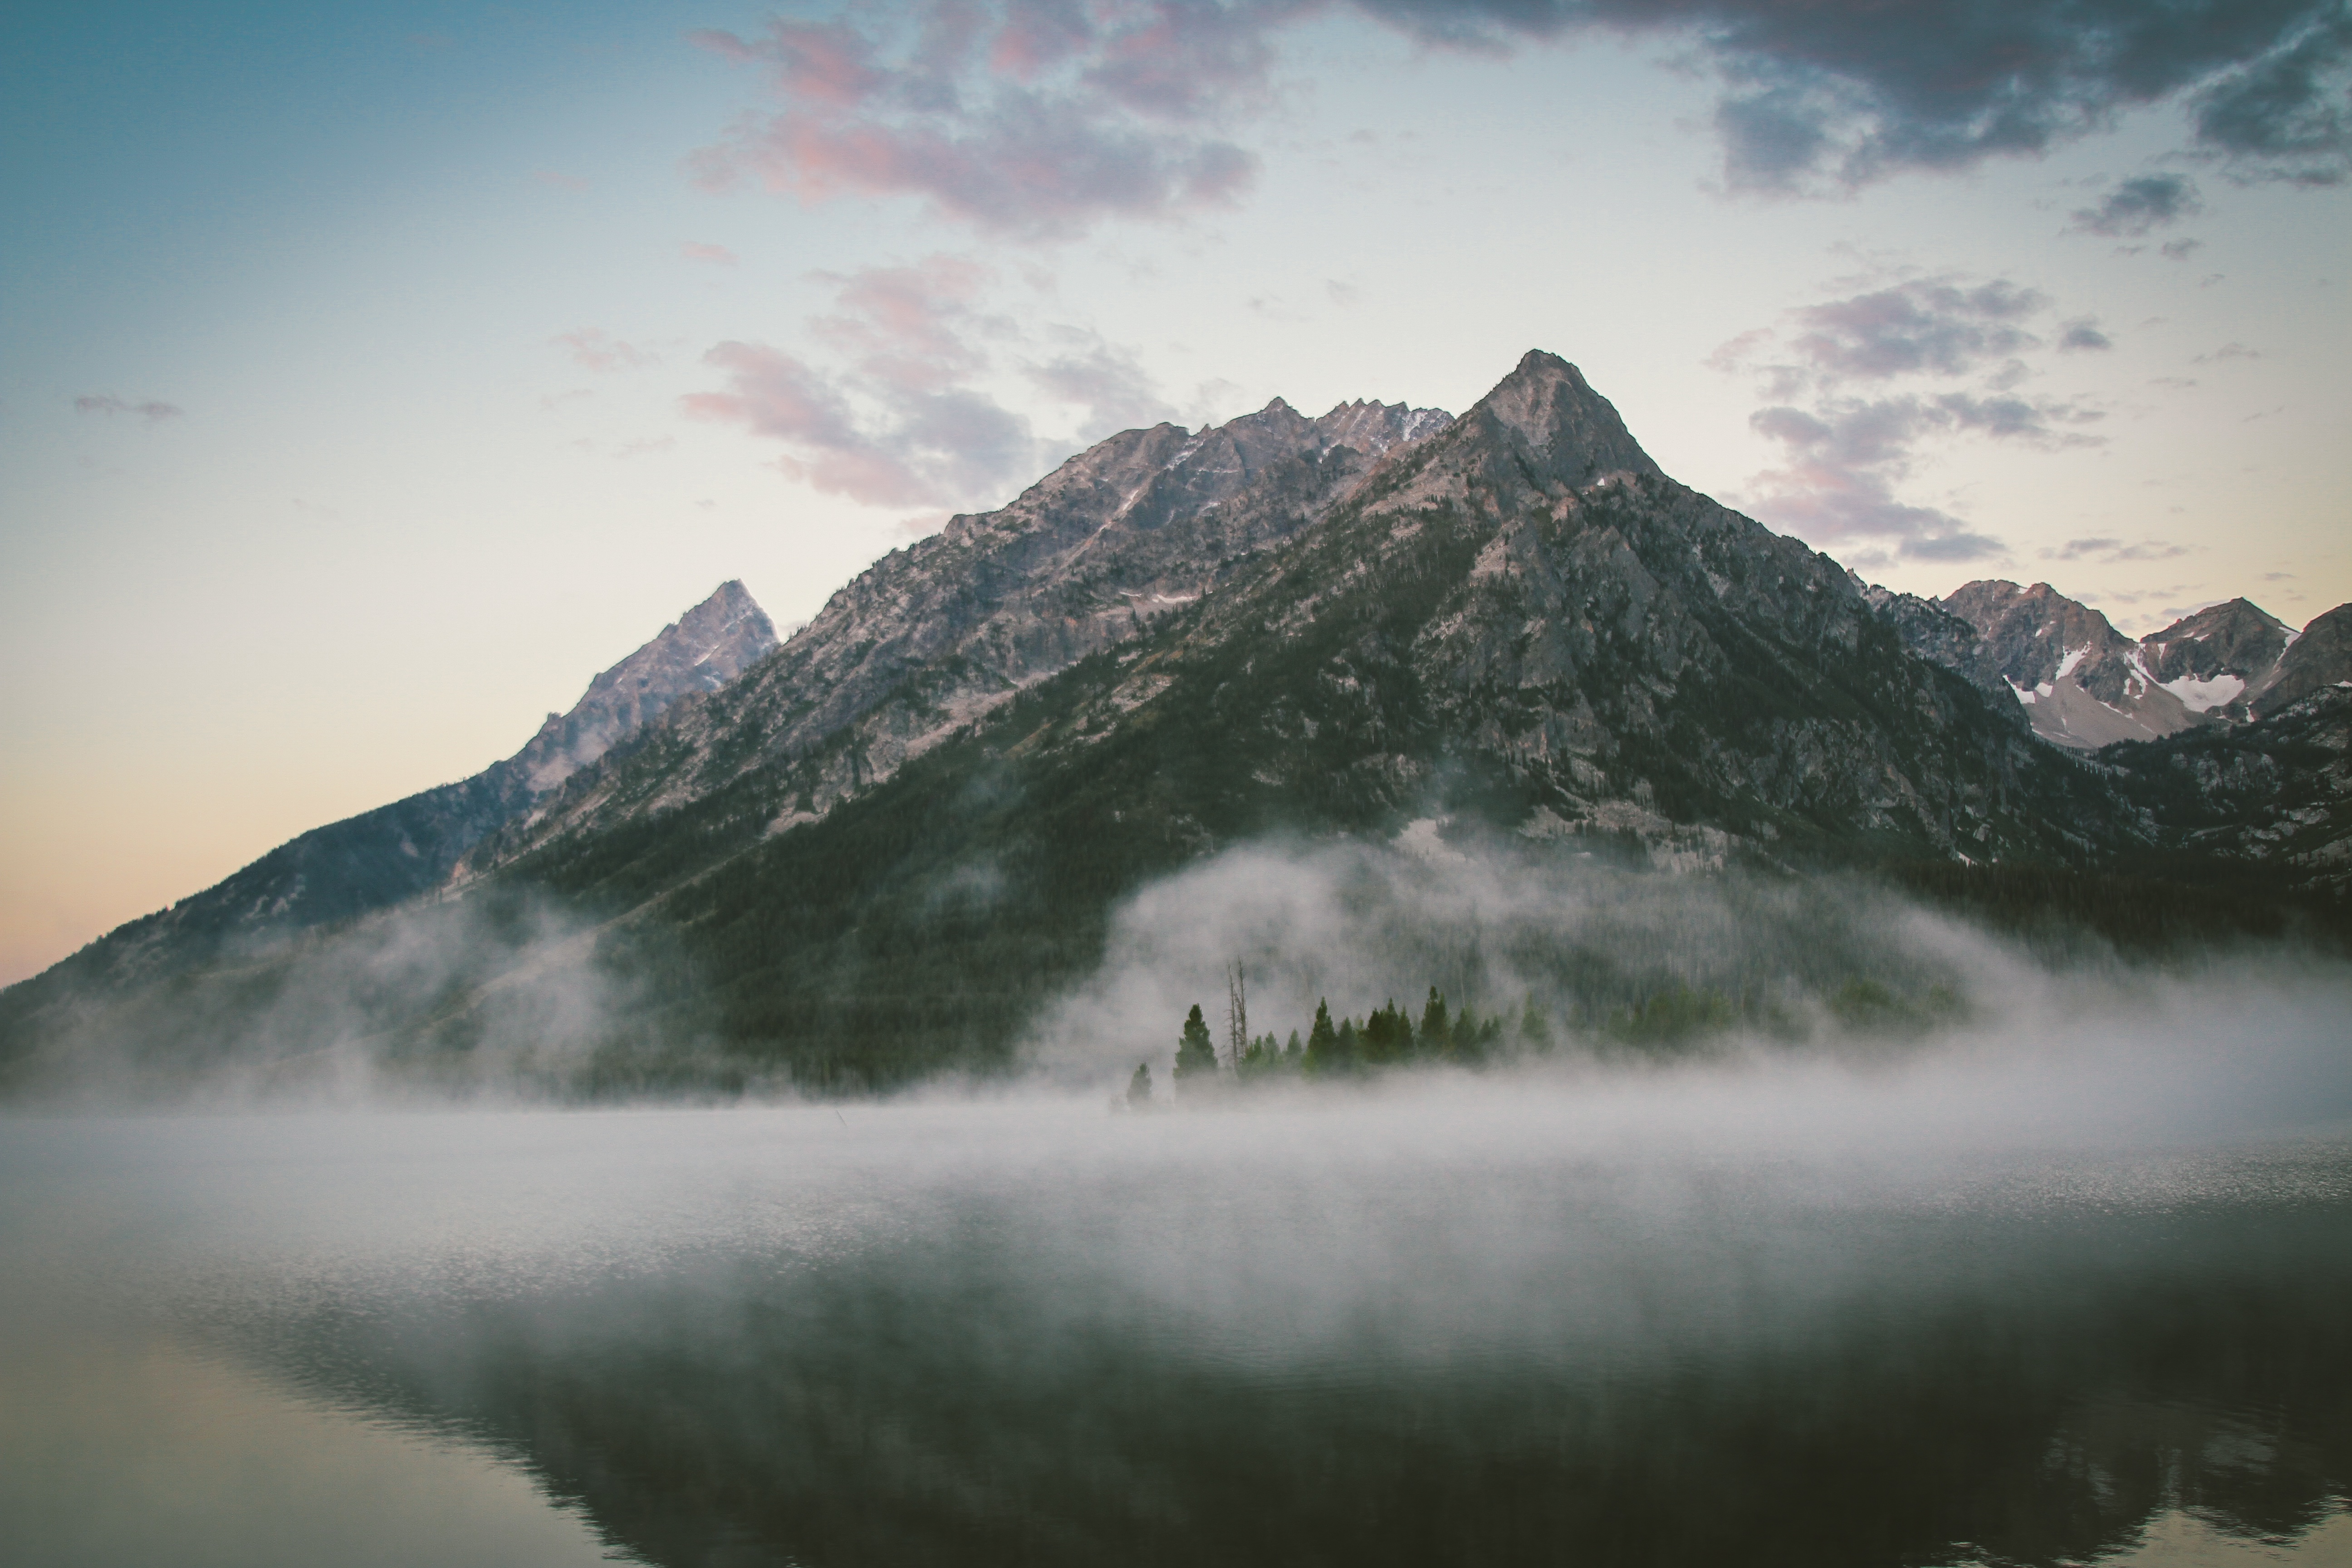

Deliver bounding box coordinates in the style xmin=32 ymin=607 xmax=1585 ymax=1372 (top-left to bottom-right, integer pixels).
xmin=508 ymin=581 xmax=779 ymax=793
xmin=2141 ymin=598 xmax=2291 ymax=698
xmin=2255 ymin=603 xmax=2352 ymax=716
xmin=1446 ymin=350 xmax=1662 ymax=490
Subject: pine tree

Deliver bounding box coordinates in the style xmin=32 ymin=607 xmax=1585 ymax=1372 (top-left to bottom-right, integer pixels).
xmin=1127 ymin=1061 xmax=1153 ymax=1107
xmin=1303 ymin=999 xmax=1338 ymax=1076
xmin=1518 ymin=995 xmax=1552 ymax=1054
xmin=1419 ymin=986 xmax=1451 ymax=1059
xmin=1173 ymin=1003 xmax=1219 ymax=1088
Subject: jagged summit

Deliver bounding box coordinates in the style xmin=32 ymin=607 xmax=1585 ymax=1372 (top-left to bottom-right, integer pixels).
xmin=510 ymin=580 xmax=777 ymax=793
xmin=3 ymin=582 xmax=779 ymax=1004
xmin=1447 ymin=350 xmax=1662 ymax=488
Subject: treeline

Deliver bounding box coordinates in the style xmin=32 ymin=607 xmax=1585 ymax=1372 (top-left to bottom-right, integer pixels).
xmin=1129 ymin=987 xmax=1539 ymax=1104
xmin=1125 ymin=976 xmax=1968 ymax=1104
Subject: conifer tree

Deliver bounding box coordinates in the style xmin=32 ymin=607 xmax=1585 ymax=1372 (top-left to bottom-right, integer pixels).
xmin=1518 ymin=995 xmax=1552 ymax=1053
xmin=1173 ymin=1003 xmax=1219 ymax=1088
xmin=1127 ymin=1061 xmax=1153 ymax=1107
xmin=1419 ymin=986 xmax=1451 ymax=1058
xmin=1304 ymin=1000 xmax=1338 ymax=1075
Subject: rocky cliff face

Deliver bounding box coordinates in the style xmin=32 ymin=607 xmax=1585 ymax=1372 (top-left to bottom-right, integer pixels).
xmin=2252 ymin=603 xmax=2352 ymax=717
xmin=2108 ymin=685 xmax=2352 ymax=891
xmin=471 ymin=396 xmax=1452 ymax=866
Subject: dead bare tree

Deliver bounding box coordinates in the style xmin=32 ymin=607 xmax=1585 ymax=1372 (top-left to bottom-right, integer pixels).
xmin=1225 ymin=960 xmax=1248 ymax=1073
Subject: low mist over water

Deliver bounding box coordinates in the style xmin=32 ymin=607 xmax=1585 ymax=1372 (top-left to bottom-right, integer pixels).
xmin=7 ymin=994 xmax=2351 ymax=1566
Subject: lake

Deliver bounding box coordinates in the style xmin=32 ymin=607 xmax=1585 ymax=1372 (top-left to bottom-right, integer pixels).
xmin=5 ymin=1040 xmax=2349 ymax=1567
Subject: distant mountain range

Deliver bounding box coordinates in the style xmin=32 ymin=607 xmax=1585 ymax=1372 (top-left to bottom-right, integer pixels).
xmin=1894 ymin=580 xmax=2341 ymax=749
xmin=5 ymin=352 xmax=2346 ymax=1095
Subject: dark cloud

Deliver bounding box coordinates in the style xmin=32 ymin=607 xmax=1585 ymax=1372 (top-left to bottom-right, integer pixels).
xmin=2161 ymin=237 xmax=2205 ymax=260
xmin=690 ymin=1 xmax=2348 ymax=233
xmin=2068 ymin=173 xmax=2203 ymax=236
xmin=1363 ymin=0 xmax=2351 ymax=189
xmin=2193 ymin=5 xmax=2352 ymax=184
xmin=73 ymin=393 xmax=182 ymax=422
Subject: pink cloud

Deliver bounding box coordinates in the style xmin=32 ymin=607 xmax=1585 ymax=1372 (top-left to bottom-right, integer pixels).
xmin=809 ymin=255 xmax=994 ymax=392
xmin=555 ymin=328 xmax=658 ymax=372
xmin=688 ymin=2 xmax=1267 ymax=237
xmin=680 ymin=241 xmax=739 ymax=265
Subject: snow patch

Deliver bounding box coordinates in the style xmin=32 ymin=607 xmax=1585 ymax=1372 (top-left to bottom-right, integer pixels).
xmin=2161 ymin=671 xmax=2246 ymax=712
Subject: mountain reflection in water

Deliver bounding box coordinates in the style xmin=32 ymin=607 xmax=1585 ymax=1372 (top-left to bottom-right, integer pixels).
xmin=5 ymin=1076 xmax=2350 ymax=1568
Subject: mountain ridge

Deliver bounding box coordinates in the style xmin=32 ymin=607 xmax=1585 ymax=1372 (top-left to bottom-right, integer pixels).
xmin=5 ymin=351 xmax=2347 ymax=1097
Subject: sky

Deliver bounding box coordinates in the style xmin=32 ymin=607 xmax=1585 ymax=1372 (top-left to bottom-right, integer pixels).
xmin=3 ymin=0 xmax=2348 ymax=984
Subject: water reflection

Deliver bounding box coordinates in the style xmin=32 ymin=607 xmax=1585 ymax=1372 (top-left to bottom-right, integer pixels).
xmin=5 ymin=1094 xmax=2349 ymax=1568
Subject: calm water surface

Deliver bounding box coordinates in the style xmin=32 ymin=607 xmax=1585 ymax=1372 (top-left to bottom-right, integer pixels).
xmin=4 ymin=1068 xmax=2349 ymax=1567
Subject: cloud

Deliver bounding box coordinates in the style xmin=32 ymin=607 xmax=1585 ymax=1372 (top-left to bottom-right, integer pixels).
xmin=1742 ymin=392 xmax=2097 ymax=560
xmin=683 ymin=1 xmax=2350 ymax=235
xmin=688 ymin=7 xmax=1269 ymax=238
xmin=683 ymin=257 xmax=1060 ymax=508
xmin=1717 ymin=273 xmax=2111 ymax=563
xmin=2056 ymin=318 xmax=2113 ymax=352
xmin=2192 ymin=4 xmax=2352 ymax=184
xmin=1027 ymin=336 xmax=1181 ymax=437
xmin=1363 ymin=0 xmax=2352 ymax=191
xmin=74 ymin=393 xmax=182 ymax=422
xmin=554 ymin=329 xmax=658 ymax=372
xmin=2068 ymin=173 xmax=2204 ymax=236
xmin=1742 ymin=278 xmax=2048 ymax=394
xmin=680 ymin=241 xmax=739 ymax=265
xmin=2040 ymin=537 xmax=2191 ymax=563
xmin=808 ymin=255 xmax=997 ymax=393
xmin=2161 ymin=238 xmax=2205 ymax=260
xmin=2195 ymin=341 xmax=2263 ymax=361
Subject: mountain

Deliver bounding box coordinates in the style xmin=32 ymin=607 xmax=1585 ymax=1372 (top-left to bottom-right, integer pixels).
xmin=2106 ymin=684 xmax=2352 ymax=884
xmin=2251 ymin=603 xmax=2352 ymax=716
xmin=2137 ymin=598 xmax=2294 ymax=717
xmin=415 ymin=351 xmax=2133 ymax=1086
xmin=2 ymin=582 xmax=774 ymax=1007
xmin=5 ymin=355 xmax=2343 ymax=1098
xmin=465 ymin=396 xmax=1451 ymax=871
xmin=1936 ymin=580 xmax=2204 ymax=748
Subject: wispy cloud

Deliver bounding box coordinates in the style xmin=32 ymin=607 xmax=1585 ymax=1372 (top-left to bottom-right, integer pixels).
xmin=682 ymin=255 xmax=1185 ymax=508
xmin=74 ymin=393 xmax=182 ymax=422
xmin=680 ymin=241 xmax=739 ymax=265
xmin=2068 ymin=173 xmax=2204 ymax=236
xmin=686 ymin=5 xmax=1274 ymax=238
xmin=554 ymin=329 xmax=659 ymax=372
xmin=2040 ymin=537 xmax=2192 ymax=564
xmin=1716 ymin=272 xmax=2108 ymax=562
xmin=684 ymin=256 xmax=1042 ymax=508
